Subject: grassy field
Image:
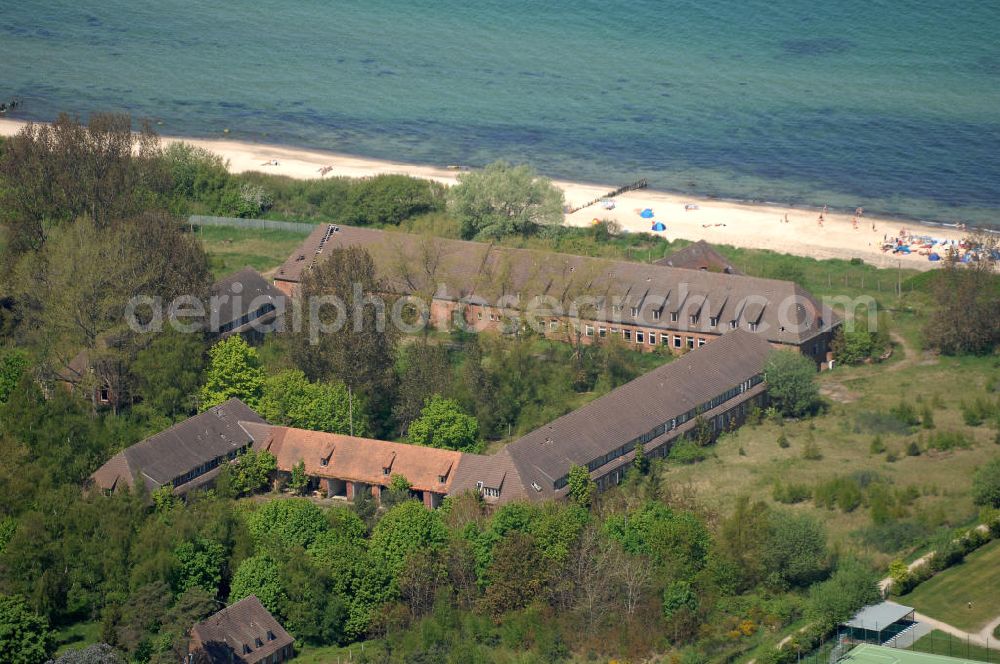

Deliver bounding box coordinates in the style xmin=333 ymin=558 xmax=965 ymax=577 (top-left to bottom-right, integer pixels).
xmin=910 ymin=630 xmax=1000 ymax=663
xmin=660 ymin=345 xmax=999 ymax=564
xmin=52 ymin=620 xmax=101 ymax=656
xmin=903 ymin=540 xmax=1000 ymax=632
xmin=194 ymin=224 xmax=311 ymax=279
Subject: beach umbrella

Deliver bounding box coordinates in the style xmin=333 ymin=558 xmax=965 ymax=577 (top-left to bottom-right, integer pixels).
xmin=651 ymin=221 xmax=666 ymax=231
xmin=640 ymin=208 xmax=654 ymax=219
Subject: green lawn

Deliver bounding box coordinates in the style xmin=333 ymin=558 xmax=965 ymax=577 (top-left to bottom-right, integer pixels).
xmin=194 ymin=225 xmax=311 ymax=279
xmin=909 ymin=630 xmax=1000 ymax=663
xmin=294 ymin=641 xmax=385 ymax=663
xmin=904 ymin=540 xmax=1000 ymax=632
xmin=52 ymin=620 xmax=101 ymax=656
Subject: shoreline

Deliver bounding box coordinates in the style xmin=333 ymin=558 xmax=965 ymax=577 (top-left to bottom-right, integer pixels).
xmin=0 ymin=116 xmax=979 ymax=271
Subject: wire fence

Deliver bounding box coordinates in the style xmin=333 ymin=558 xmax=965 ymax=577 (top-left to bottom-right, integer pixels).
xmin=788 ymin=627 xmax=1000 ymax=664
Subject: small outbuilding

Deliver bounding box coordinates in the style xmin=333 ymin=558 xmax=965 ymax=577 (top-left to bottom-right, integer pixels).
xmin=841 ymin=601 xmax=916 ymax=645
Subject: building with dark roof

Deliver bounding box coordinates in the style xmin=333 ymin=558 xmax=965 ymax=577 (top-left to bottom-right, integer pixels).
xmin=210 ymin=267 xmax=286 ymax=339
xmin=223 ymin=330 xmax=772 ymax=507
xmin=90 ymin=399 xmax=265 ymax=495
xmin=272 ymin=224 xmax=837 ymax=364
xmin=655 ymin=240 xmax=742 ymax=274
xmin=188 ymin=595 xmax=294 ymax=664
xmin=501 ymin=328 xmax=771 ymax=500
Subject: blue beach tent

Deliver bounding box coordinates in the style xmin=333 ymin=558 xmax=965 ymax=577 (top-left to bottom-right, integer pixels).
xmin=640 ymin=208 xmax=654 ymax=219
xmin=651 ymin=221 xmax=666 ymax=231
xmin=928 ymin=252 xmax=940 ymax=261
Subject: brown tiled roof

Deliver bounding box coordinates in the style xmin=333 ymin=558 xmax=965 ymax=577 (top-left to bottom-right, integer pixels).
xmin=89 ymin=399 xmax=265 ymax=493
xmin=274 ymin=225 xmax=835 ymax=346
xmin=250 ymin=425 xmax=466 ymax=494
xmin=504 ymin=329 xmax=773 ymax=499
xmin=210 ymin=267 xmax=286 ymax=333
xmin=655 ymin=240 xmax=742 ymax=274
xmin=190 ymin=595 xmax=293 ymax=664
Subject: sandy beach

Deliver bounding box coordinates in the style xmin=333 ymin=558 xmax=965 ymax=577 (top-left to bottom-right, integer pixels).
xmin=0 ymin=117 xmax=970 ymax=270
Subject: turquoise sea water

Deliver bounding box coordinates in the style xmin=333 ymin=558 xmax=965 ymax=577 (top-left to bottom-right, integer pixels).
xmin=3 ymin=0 xmax=1000 ymax=226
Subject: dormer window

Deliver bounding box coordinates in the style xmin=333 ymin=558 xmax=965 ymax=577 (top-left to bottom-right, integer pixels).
xmin=710 ymin=316 xmax=719 ymax=327
xmin=670 ymin=312 xmax=678 ymax=322
xmin=748 ymin=322 xmax=758 ymax=332
xmin=382 ymin=467 xmax=390 ymax=475
xmin=729 ymin=320 xmax=738 ymax=329
xmin=689 ymin=315 xmax=699 ymax=324
xmin=267 ymin=630 xmax=276 ymax=641
xmin=630 ymin=307 xmax=639 ymax=317
xmin=320 ymin=457 xmax=328 ymax=466
xmin=255 ymin=638 xmax=263 ymax=648
xmin=243 ymin=644 xmax=252 ymax=655
xmin=652 ymin=310 xmax=661 ymax=320
xmin=439 ymin=474 xmax=447 ymax=483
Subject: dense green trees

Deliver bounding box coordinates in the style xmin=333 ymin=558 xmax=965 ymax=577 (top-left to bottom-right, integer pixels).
xmin=199 ymin=336 xmax=265 ymax=410
xmin=289 ymin=245 xmax=399 ymax=435
xmin=344 ymin=174 xmax=445 ymax=226
xmin=132 ymin=329 xmax=206 ymax=418
xmin=764 ymin=350 xmax=822 ymax=417
xmin=0 ymin=113 xmax=169 ymax=261
xmin=447 ymin=161 xmax=564 ymax=240
xmin=924 ymin=253 xmax=1000 ymax=355
xmin=408 ymin=395 xmax=480 ymax=452
xmin=0 ymin=594 xmax=54 ymax=664
xmin=257 ymin=369 xmax=369 ymax=435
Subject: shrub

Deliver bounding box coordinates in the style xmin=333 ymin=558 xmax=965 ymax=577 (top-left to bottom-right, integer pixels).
xmin=886 ymin=449 xmax=899 ymax=462
xmin=906 ymin=441 xmax=921 ymax=456
xmin=869 ymin=435 xmax=886 ymax=454
xmin=773 ymin=482 xmax=811 ymax=504
xmin=802 ymin=440 xmax=823 ymax=461
xmin=777 ymin=432 xmax=790 ymax=448
xmin=927 ymin=430 xmax=973 ymax=451
xmin=921 ymin=404 xmax=936 ymax=429
xmin=890 ymin=401 xmax=920 ymax=427
xmin=972 ymin=458 xmax=1000 ymax=508
xmin=669 ymin=440 xmax=708 ymax=464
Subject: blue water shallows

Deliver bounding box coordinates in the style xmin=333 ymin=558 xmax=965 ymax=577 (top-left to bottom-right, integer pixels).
xmin=2 ymin=0 xmax=999 ymax=225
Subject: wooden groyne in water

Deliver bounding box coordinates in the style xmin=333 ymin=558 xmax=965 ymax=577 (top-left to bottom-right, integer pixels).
xmin=567 ymin=179 xmax=648 ymax=214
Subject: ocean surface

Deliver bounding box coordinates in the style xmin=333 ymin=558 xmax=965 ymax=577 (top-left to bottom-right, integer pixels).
xmin=3 ymin=0 xmax=1000 ymax=226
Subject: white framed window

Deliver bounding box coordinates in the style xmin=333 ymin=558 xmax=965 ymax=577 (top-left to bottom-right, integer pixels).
xmin=730 ymin=320 xmax=738 ymax=329
xmin=670 ymin=312 xmax=678 ymax=322
xmin=698 ymin=338 xmax=706 ymax=347
xmin=653 ymin=310 xmax=661 ymax=320
xmin=550 ymin=320 xmax=559 ymax=330
xmin=636 ymin=331 xmax=644 ymax=343
xmin=673 ymin=335 xmax=682 ymax=348
xmin=598 ymin=327 xmax=607 ymax=338
xmin=585 ymin=325 xmax=594 ymax=337
xmin=749 ymin=322 xmax=758 ymax=332
xmin=623 ymin=329 xmax=632 ymax=341
xmin=477 ymin=311 xmax=483 ymax=320
xmin=686 ymin=337 xmax=695 ymax=349
xmin=710 ymin=316 xmax=718 ymax=327
xmin=648 ymin=332 xmax=656 ymax=345
xmin=690 ymin=315 xmax=699 ymax=324
xmin=660 ymin=333 xmax=670 ymax=345
xmin=630 ymin=307 xmax=639 ymax=317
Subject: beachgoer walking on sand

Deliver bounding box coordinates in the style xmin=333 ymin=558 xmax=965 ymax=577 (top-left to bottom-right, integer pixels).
xmin=784 ymin=213 xmax=789 ymax=223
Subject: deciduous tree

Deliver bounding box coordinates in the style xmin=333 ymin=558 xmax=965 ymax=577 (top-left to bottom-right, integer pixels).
xmin=0 ymin=593 xmax=54 ymax=664
xmin=408 ymin=395 xmax=480 ymax=452
xmin=447 ymin=161 xmax=564 ymax=240
xmin=764 ymin=350 xmax=821 ymax=417
xmin=199 ymin=336 xmax=265 ymax=410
